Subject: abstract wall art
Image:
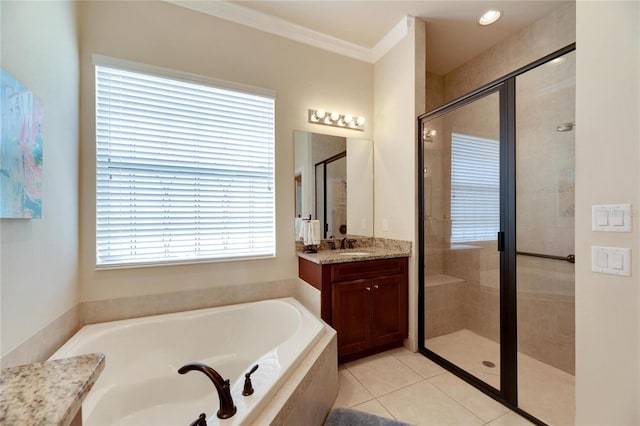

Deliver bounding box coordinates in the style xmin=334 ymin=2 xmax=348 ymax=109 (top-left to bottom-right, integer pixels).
xmin=1 ymin=68 xmax=43 ymax=218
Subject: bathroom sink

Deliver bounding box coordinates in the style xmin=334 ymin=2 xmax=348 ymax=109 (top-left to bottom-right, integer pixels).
xmin=338 ymin=252 xmax=371 ymax=256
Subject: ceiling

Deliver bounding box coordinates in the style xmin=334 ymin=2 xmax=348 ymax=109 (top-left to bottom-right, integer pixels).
xmin=174 ymin=0 xmax=571 ymax=75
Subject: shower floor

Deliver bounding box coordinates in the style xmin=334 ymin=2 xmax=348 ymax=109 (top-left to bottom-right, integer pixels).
xmin=426 ymin=329 xmax=575 ymax=426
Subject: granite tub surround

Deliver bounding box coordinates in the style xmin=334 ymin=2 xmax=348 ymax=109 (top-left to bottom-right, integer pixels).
xmin=297 ymin=237 xmax=411 ymax=264
xmin=0 ymin=353 xmax=105 ymax=426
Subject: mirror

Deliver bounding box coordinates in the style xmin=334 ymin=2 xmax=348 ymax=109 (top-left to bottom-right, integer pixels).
xmin=294 ymin=130 xmax=373 ymax=239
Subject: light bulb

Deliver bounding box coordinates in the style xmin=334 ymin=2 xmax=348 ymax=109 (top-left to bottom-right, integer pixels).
xmin=330 ymin=112 xmax=340 ymax=122
xmin=344 ymin=114 xmax=353 ymax=124
xmin=356 ymin=116 xmax=365 ymax=126
xmin=479 ymin=10 xmax=501 ymax=26
xmin=315 ymin=109 xmax=326 ymax=119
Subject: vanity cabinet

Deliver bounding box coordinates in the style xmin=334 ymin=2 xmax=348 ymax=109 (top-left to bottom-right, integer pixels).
xmin=298 ymin=256 xmax=408 ymax=363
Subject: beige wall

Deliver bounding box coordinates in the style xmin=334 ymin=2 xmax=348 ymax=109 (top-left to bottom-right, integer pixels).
xmin=442 ymin=2 xmax=576 ymax=104
xmin=373 ymin=16 xmax=426 ymax=350
xmin=77 ymin=1 xmax=373 ymax=303
xmin=346 ymin=137 xmax=374 ymax=237
xmin=575 ymin=1 xmax=640 ymax=424
xmin=0 ymin=1 xmax=80 ymax=358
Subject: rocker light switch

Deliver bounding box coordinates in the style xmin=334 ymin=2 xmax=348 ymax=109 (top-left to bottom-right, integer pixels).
xmin=591 ymin=246 xmax=631 ymax=276
xmin=610 ymin=209 xmax=625 ymax=226
xmin=596 ymin=251 xmax=609 ymax=268
xmin=596 ymin=210 xmax=609 ymax=226
xmin=609 ymin=252 xmax=623 ymax=270
xmin=592 ymin=204 xmax=632 ymax=232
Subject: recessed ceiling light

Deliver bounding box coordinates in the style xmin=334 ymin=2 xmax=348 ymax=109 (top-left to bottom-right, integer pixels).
xmin=479 ymin=10 xmax=502 ymax=26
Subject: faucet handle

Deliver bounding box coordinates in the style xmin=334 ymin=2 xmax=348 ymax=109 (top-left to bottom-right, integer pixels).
xmin=189 ymin=413 xmax=207 ymax=426
xmin=242 ymin=364 xmax=259 ymax=396
xmin=346 ymin=238 xmax=357 ymax=249
xmin=327 ymin=240 xmax=336 ymax=250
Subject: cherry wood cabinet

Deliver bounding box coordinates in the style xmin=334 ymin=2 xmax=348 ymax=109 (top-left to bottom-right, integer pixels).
xmin=298 ymin=256 xmax=408 ymax=362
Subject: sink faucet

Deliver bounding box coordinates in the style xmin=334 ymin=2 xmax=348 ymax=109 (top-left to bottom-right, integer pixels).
xmin=340 ymin=238 xmax=356 ymax=249
xmin=178 ymin=362 xmax=237 ymax=419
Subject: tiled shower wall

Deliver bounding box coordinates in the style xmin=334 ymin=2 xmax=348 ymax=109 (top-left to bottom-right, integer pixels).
xmin=425 ymin=250 xmax=575 ymax=374
xmin=424 ymin=3 xmax=575 ymax=375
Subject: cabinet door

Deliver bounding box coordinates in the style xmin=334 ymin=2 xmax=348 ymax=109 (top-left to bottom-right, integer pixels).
xmin=371 ymin=275 xmax=408 ymax=347
xmin=332 ymin=280 xmax=372 ymax=357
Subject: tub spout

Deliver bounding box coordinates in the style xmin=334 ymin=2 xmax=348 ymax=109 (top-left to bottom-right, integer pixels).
xmin=178 ymin=362 xmax=237 ymax=419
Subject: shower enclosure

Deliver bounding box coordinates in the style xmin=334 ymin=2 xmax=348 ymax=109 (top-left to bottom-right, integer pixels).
xmin=315 ymin=152 xmax=347 ymax=239
xmin=418 ymin=45 xmax=575 ymax=425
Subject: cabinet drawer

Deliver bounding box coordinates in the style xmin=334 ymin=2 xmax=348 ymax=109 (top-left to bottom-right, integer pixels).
xmin=331 ymin=257 xmax=407 ymax=282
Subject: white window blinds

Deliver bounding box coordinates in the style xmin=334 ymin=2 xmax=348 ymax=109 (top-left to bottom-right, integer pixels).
xmin=450 ymin=133 xmax=500 ymax=243
xmin=95 ymin=63 xmax=275 ymax=267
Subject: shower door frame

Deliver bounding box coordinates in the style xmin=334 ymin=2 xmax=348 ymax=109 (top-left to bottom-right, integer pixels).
xmin=417 ymin=43 xmax=576 ymax=426
xmin=314 ymin=151 xmax=346 ymax=239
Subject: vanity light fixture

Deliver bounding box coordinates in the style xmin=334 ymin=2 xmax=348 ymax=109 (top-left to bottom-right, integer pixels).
xmin=479 ymin=10 xmax=502 ymax=26
xmin=308 ymin=109 xmax=365 ymax=131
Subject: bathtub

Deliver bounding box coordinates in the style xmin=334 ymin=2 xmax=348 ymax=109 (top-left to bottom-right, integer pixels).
xmin=50 ymin=297 xmax=325 ymax=425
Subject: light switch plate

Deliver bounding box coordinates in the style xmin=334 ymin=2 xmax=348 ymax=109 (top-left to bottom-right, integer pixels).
xmin=592 ymin=204 xmax=632 ymax=232
xmin=591 ymin=246 xmax=631 ymax=276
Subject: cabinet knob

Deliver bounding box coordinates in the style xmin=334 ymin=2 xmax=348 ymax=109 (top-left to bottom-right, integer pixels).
xmin=374 ymin=284 xmax=379 ymax=289
xmin=366 ymin=287 xmax=371 ymax=291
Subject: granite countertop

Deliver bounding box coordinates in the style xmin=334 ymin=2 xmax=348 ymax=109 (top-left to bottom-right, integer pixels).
xmin=297 ymin=246 xmax=411 ymax=265
xmin=0 ymin=353 xmax=105 ymax=426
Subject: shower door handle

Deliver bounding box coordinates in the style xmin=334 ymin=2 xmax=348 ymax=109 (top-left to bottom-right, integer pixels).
xmin=497 ymin=231 xmax=505 ymax=252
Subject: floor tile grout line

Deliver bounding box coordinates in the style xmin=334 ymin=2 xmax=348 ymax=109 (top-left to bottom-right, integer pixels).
xmin=427 ymin=372 xmax=512 ymax=423
xmin=370 ymin=397 xmax=399 ymax=421
xmin=336 ymin=368 xmax=376 ymax=408
xmin=344 ymin=354 xmax=424 ymax=396
xmin=337 ymin=366 xmax=399 ymax=421
xmin=367 ymin=376 xmax=427 ymax=399
xmin=370 ymin=376 xmax=490 ymax=426
xmin=389 ymin=351 xmax=451 ymax=380
xmin=371 ymin=399 xmax=399 ymax=420
xmin=419 ymin=376 xmax=488 ymax=425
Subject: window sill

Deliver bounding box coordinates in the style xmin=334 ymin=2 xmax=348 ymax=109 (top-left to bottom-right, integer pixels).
xmin=95 ymin=254 xmax=276 ymax=271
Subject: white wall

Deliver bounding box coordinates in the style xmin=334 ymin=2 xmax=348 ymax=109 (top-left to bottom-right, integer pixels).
xmin=575 ymin=1 xmax=640 ymax=423
xmin=0 ymin=0 xmax=79 ymax=356
xmin=373 ymin=16 xmax=426 ymax=349
xmin=77 ymin=1 xmax=373 ymax=302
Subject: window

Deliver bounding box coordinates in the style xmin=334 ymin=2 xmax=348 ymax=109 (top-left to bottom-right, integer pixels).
xmin=450 ymin=133 xmax=500 ymax=243
xmin=95 ymin=57 xmax=275 ymax=267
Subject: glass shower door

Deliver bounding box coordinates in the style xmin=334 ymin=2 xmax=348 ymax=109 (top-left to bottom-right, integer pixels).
xmin=419 ymin=44 xmax=576 ymax=423
xmin=422 ymin=88 xmax=502 ymax=391
xmin=515 ymin=50 xmax=576 ymax=425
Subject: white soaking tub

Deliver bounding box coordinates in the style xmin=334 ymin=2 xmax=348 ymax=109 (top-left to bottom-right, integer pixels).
xmin=50 ymin=298 xmax=324 ymax=425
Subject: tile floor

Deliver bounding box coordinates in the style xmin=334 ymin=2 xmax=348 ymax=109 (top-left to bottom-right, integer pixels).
xmin=334 ymin=346 xmax=535 ymax=426
xmin=427 ymin=330 xmax=575 ymax=426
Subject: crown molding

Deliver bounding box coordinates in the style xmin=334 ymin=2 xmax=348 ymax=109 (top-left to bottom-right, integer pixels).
xmin=166 ymin=1 xmax=411 ymax=64
xmin=166 ymin=0 xmax=372 ymax=62
xmin=372 ymin=16 xmax=413 ymax=63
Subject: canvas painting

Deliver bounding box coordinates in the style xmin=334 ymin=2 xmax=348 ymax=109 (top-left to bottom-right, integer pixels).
xmin=1 ymin=68 xmax=43 ymax=218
